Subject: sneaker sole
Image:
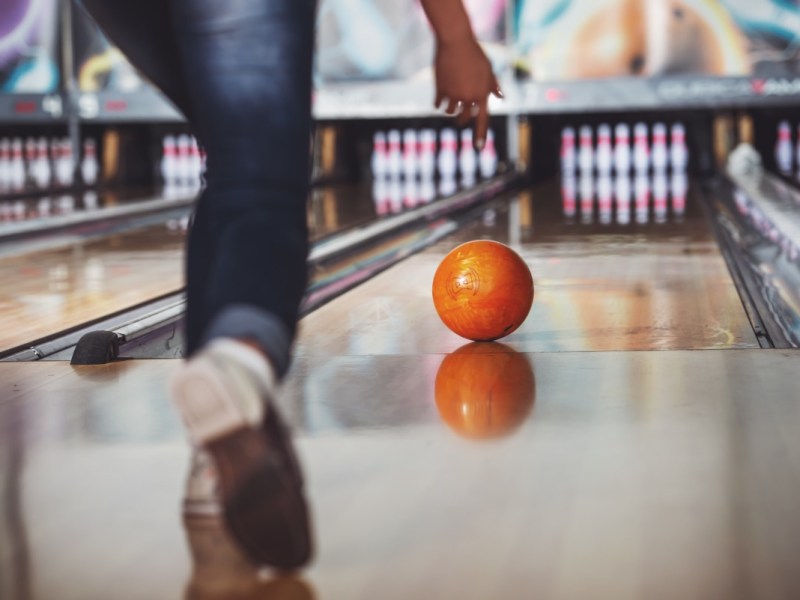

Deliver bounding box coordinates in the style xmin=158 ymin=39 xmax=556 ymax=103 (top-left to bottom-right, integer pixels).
xmin=171 ymin=360 xmax=312 ymax=569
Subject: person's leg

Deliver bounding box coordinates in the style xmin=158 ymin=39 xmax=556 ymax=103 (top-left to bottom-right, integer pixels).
xmin=169 ymin=0 xmax=316 ymax=375
xmin=166 ymin=0 xmax=316 ymax=569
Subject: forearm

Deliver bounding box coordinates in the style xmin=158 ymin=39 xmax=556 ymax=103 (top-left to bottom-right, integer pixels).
xmin=419 ymin=0 xmax=475 ymax=44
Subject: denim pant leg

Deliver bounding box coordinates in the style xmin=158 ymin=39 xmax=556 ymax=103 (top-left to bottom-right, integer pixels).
xmin=168 ymin=0 xmax=316 ymax=377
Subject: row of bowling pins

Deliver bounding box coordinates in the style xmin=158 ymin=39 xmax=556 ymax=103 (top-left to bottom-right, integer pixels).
xmin=562 ymin=122 xmax=688 ymax=177
xmin=371 ymin=175 xmax=462 ymax=216
xmin=0 ymin=137 xmax=99 ymax=193
xmin=562 ymin=171 xmax=688 ymax=225
xmin=774 ymin=120 xmax=800 ymax=175
xmin=161 ymin=134 xmax=206 ymax=190
xmin=372 ymin=128 xmax=498 ymax=184
xmin=0 ymin=191 xmax=99 ymax=223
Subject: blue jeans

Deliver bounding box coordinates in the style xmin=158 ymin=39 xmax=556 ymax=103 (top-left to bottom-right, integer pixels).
xmin=80 ymin=0 xmax=317 ymax=377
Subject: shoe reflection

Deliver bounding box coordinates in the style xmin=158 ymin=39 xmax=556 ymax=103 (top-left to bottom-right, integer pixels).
xmin=435 ymin=343 xmax=536 ymax=440
xmin=184 ymin=518 xmax=315 ymax=600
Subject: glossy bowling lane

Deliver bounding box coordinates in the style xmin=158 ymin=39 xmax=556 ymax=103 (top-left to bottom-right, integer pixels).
xmin=0 ymin=182 xmax=441 ymax=354
xmin=2 ymin=348 xmax=800 ymax=599
xmin=296 ymin=177 xmax=757 ymax=357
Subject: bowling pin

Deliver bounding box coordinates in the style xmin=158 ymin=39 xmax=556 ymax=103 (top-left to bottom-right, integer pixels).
xmin=161 ymin=135 xmax=177 ymax=185
xmin=176 ymin=134 xmax=192 ymax=183
xmin=797 ymin=124 xmax=800 ymax=175
xmin=653 ymin=171 xmax=668 ymax=223
xmin=402 ymin=129 xmax=418 ymax=180
xmin=634 ymin=173 xmax=649 ymax=224
xmin=597 ymin=173 xmax=612 ymax=224
xmin=10 ymin=138 xmax=25 ymax=191
xmin=671 ymin=171 xmax=688 ymax=219
xmin=37 ymin=197 xmax=52 ymax=218
xmin=81 ymin=138 xmax=99 ymax=186
xmin=24 ymin=138 xmax=36 ymax=188
xmin=60 ymin=138 xmax=75 ymax=187
xmin=83 ymin=190 xmax=99 ymax=210
xmin=189 ymin=137 xmax=202 ymax=186
xmin=595 ymin=124 xmax=613 ymax=175
xmin=30 ymin=137 xmax=50 ymax=189
xmin=562 ymin=173 xmax=576 ymax=219
xmin=775 ymin=120 xmax=792 ymax=174
xmin=578 ymin=125 xmax=594 ymax=176
xmin=438 ymin=129 xmax=458 ymax=179
xmin=633 ymin=123 xmax=649 ymax=175
xmin=670 ymin=123 xmax=688 ymax=172
xmin=579 ymin=172 xmax=594 ymax=223
xmin=651 ymin=123 xmax=668 ymax=173
xmin=459 ymin=129 xmax=477 ymax=185
xmin=418 ymin=129 xmax=437 ymax=180
xmin=560 ymin=126 xmax=576 ymax=173
xmin=386 ymin=130 xmax=402 ymax=178
xmin=371 ymin=131 xmax=387 ymax=179
xmin=12 ymin=200 xmax=26 ymax=220
xmin=0 ymin=138 xmax=10 ymax=191
xmin=479 ymin=129 xmax=498 ymax=178
xmin=613 ymin=123 xmax=631 ymax=174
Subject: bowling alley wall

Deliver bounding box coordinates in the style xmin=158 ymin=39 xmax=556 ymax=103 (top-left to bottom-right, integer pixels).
xmin=1 ymin=1 xmax=800 ymax=200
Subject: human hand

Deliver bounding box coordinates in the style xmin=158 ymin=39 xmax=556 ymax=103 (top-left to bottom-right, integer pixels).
xmin=434 ymin=37 xmax=503 ymax=150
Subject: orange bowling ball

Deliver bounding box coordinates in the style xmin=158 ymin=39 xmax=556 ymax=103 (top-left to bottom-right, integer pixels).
xmin=432 ymin=240 xmax=534 ymax=341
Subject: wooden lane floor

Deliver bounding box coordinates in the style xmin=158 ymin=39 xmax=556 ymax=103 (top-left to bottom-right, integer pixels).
xmin=0 ymin=183 xmax=410 ymax=354
xmin=0 ymin=224 xmax=185 ymax=353
xmin=296 ymin=179 xmax=758 ymax=356
xmin=2 ymin=349 xmax=800 ymax=599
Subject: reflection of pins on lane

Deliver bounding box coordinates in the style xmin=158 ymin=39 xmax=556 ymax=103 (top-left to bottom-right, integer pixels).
xmin=579 ymin=173 xmax=594 ymax=223
xmin=459 ymin=129 xmax=477 ymax=185
xmin=614 ymin=123 xmax=631 ymax=174
xmin=438 ymin=128 xmax=457 ymax=179
xmin=562 ymin=173 xmax=576 ymax=219
xmin=615 ymin=174 xmax=632 ymax=225
xmin=596 ymin=124 xmax=613 ymax=175
xmin=775 ymin=120 xmax=792 ymax=174
xmin=372 ymin=178 xmax=389 ymax=216
xmin=418 ymin=129 xmax=436 ymax=180
xmin=402 ymin=129 xmax=418 ymax=180
xmin=633 ymin=122 xmax=649 ymax=174
xmin=560 ymin=126 xmax=576 ymax=173
xmin=388 ymin=177 xmax=403 ymax=213
xmin=387 ymin=130 xmax=402 ymax=177
xmin=578 ymin=125 xmax=593 ymax=175
xmin=439 ymin=175 xmax=457 ymax=198
xmin=420 ymin=176 xmax=436 ymax=203
xmin=634 ymin=173 xmax=649 ymax=224
xmin=403 ymin=177 xmax=419 ymax=209
xmin=670 ymin=122 xmax=688 ymax=172
xmin=653 ymin=172 xmax=668 ymax=223
xmin=597 ymin=173 xmax=612 ymax=224
xmin=671 ymin=171 xmax=688 ymax=219
xmin=651 ymin=123 xmax=668 ymax=173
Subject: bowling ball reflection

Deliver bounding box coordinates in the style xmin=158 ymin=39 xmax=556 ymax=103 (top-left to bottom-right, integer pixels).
xmin=184 ymin=518 xmax=315 ymax=600
xmin=435 ymin=343 xmax=535 ymax=439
